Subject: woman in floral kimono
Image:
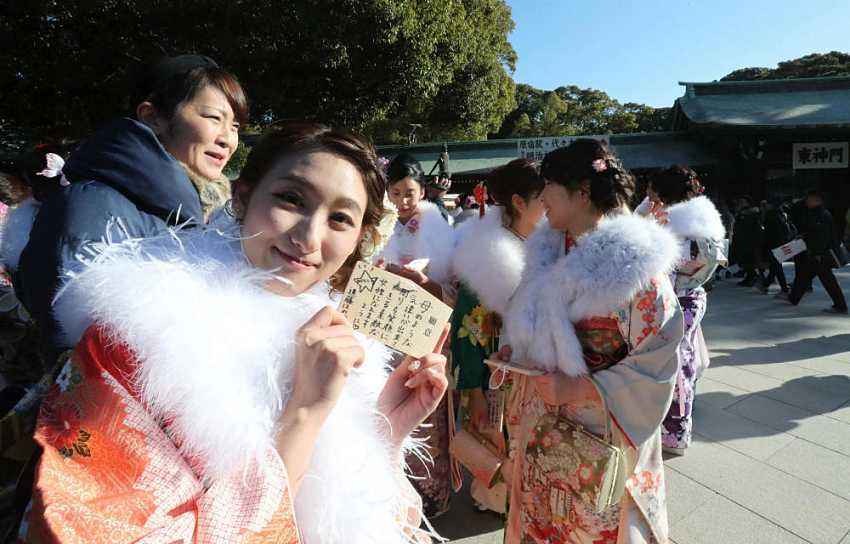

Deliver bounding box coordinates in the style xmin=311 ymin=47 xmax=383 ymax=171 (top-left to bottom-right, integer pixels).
xmin=20 ymin=122 xmax=448 ymax=543
xmin=644 ymin=166 xmax=726 ymax=456
xmin=499 ymin=139 xmax=684 ymax=544
xmin=449 ymin=159 xmax=544 ymax=513
xmin=378 ymin=153 xmax=456 ymax=517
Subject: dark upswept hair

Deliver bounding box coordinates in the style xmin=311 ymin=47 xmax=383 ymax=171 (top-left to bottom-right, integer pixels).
xmin=540 ymin=139 xmax=634 ymax=214
xmin=234 ymin=121 xmax=386 ymax=291
xmin=487 ymin=158 xmax=544 ymax=223
xmin=649 ymin=165 xmax=703 ymax=205
xmin=133 ymin=65 xmax=249 ymax=127
xmin=386 ymin=153 xmax=425 ymax=187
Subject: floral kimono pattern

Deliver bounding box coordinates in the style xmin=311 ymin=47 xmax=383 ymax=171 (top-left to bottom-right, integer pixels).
xmin=21 ymin=326 xmax=299 ymax=544
xmin=661 ymin=289 xmax=707 ymax=450
xmin=506 ymin=278 xmax=681 ymax=544
xmin=660 ymin=196 xmax=727 ymax=452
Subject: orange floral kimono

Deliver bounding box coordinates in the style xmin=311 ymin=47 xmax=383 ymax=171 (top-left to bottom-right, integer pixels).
xmin=501 ymin=215 xmax=684 ymax=544
xmin=22 ymin=326 xmax=299 ymax=543
xmin=19 ymin=218 xmax=430 ymax=543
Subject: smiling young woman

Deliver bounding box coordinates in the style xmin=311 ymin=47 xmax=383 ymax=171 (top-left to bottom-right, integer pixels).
xmin=22 ymin=122 xmax=447 ymax=543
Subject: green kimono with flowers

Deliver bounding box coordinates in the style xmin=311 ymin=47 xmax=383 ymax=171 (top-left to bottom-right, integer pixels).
xmin=451 ymin=283 xmax=500 ymax=390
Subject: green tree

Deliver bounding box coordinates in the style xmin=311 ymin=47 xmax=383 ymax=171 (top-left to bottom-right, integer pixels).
xmin=0 ymin=0 xmax=516 ymax=149
xmin=497 ymin=83 xmax=669 ymax=137
xmin=721 ymin=51 xmax=850 ymax=81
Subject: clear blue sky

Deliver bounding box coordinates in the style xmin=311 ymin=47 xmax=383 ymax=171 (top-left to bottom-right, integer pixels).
xmin=505 ymin=0 xmax=850 ymax=108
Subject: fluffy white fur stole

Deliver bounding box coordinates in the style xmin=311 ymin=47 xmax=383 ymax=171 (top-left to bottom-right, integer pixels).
xmin=451 ymin=207 xmax=528 ymax=316
xmin=53 ymin=218 xmax=425 ymax=544
xmin=664 ymin=195 xmax=726 ymax=242
xmin=0 ymin=198 xmax=41 ymax=272
xmin=503 ymin=214 xmax=679 ymax=376
xmin=379 ymin=200 xmax=455 ymax=284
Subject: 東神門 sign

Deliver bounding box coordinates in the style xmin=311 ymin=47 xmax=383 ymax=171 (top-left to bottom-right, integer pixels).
xmin=517 ymin=135 xmax=610 ymax=161
xmin=793 ymin=142 xmax=848 ymax=170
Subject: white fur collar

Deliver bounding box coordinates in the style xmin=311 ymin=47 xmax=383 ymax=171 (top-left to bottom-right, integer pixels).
xmin=503 ymin=214 xmax=679 ymax=376
xmin=379 ymin=200 xmax=455 ymax=284
xmin=0 ymin=198 xmax=41 ymax=271
xmin=664 ymin=196 xmax=726 ymax=241
xmin=451 ymin=207 xmax=528 ymax=316
xmin=53 ymin=219 xmax=424 ymax=543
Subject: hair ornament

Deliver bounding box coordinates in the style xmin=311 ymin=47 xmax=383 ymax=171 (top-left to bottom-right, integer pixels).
xmin=37 ymin=153 xmax=70 ymax=187
xmin=591 ymin=158 xmax=608 ymax=173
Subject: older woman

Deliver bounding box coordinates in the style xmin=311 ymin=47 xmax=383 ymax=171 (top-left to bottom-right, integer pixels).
xmin=6 ymin=54 xmax=248 ymax=361
xmin=499 ymin=139 xmax=683 ymax=543
xmin=22 ymin=122 xmax=447 ymax=543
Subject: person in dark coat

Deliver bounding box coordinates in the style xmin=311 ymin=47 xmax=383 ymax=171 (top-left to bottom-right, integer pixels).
xmin=7 ymin=55 xmax=248 ymax=362
xmin=0 ymin=55 xmax=248 ymax=540
xmin=730 ymin=197 xmax=765 ymax=287
xmin=788 ymin=190 xmax=848 ymax=313
xmin=761 ymin=199 xmax=796 ymax=293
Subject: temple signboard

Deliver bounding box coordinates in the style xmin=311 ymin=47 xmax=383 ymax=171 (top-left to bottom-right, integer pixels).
xmin=793 ymin=142 xmax=848 ymax=170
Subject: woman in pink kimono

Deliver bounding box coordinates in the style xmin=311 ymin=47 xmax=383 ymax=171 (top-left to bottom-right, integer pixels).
xmin=498 ymin=139 xmax=684 ymax=543
xmin=21 ymin=123 xmax=446 ymax=543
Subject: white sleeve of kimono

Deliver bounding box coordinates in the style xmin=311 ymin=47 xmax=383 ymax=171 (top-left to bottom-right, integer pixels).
xmin=589 ymin=276 xmax=683 ymax=447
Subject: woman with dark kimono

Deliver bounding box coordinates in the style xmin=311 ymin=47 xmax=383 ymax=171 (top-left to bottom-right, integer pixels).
xmin=498 ymin=140 xmax=684 ymax=543
xmin=449 ymin=159 xmax=545 ymax=513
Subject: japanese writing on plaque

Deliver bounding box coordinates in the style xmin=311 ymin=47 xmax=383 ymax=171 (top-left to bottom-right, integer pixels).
xmin=516 ymin=135 xmax=610 ymax=161
xmin=793 ymin=142 xmax=848 ymax=170
xmin=339 ymin=261 xmax=453 ymax=358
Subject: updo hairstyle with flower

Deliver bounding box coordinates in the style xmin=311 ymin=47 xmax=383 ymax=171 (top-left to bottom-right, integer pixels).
xmin=648 ymin=165 xmax=704 ymax=205
xmin=540 ymin=138 xmax=635 ymax=214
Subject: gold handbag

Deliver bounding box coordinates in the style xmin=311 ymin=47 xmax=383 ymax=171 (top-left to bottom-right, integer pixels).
xmin=525 ymin=410 xmax=624 ymax=514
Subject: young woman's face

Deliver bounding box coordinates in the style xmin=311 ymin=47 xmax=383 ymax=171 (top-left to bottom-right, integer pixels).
xmin=388 ymin=177 xmax=424 ymax=221
xmin=239 ymin=151 xmax=368 ymax=296
xmin=542 ymin=181 xmax=585 ymax=232
xmin=518 ymin=190 xmax=546 ymax=226
xmin=158 ymin=85 xmax=239 ymax=180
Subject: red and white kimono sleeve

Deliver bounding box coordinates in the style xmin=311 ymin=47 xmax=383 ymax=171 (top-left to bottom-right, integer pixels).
xmin=21 ymin=325 xmax=301 ymax=544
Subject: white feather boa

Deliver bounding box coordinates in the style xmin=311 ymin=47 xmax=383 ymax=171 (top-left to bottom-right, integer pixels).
xmin=664 ymin=196 xmax=726 ymax=242
xmin=53 ymin=218 xmax=427 ymax=544
xmin=451 ymin=207 xmax=528 ymax=316
xmin=503 ymin=214 xmax=679 ymax=376
xmin=379 ymin=200 xmax=455 ymax=284
xmin=0 ymin=197 xmax=41 ymax=272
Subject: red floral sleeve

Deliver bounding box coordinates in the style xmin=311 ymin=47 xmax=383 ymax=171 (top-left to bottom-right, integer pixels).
xmin=23 ymin=325 xmax=300 ymax=544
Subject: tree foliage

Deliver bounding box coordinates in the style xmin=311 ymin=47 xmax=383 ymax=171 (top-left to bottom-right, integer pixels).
xmin=0 ymin=0 xmax=516 ymax=149
xmin=721 ymin=51 xmax=850 ymax=81
xmin=496 ymin=83 xmax=670 ymax=138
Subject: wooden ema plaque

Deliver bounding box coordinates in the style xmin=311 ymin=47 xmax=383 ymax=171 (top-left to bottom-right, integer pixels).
xmin=339 ymin=261 xmax=453 ymax=358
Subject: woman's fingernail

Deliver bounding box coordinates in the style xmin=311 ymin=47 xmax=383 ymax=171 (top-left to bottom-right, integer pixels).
xmin=408 ymin=360 xmax=421 ymax=372
xmin=405 ymin=378 xmax=415 ymax=388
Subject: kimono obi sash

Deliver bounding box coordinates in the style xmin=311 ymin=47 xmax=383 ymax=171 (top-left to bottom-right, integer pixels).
xmin=574 ymin=317 xmax=628 ymax=373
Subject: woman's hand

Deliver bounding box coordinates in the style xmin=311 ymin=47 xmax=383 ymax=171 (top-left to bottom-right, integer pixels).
xmin=377 ymin=328 xmax=449 ymax=455
xmin=288 ymin=306 xmax=365 ymax=417
xmin=532 ymin=373 xmax=599 ymax=407
xmin=276 ymin=307 xmax=365 ymax=494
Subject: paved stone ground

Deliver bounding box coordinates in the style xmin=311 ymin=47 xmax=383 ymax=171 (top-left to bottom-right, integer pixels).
xmin=434 ymin=265 xmax=850 ymax=544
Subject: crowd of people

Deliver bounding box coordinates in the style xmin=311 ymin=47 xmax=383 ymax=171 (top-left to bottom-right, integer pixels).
xmin=721 ymin=193 xmax=849 ymax=313
xmin=0 ymin=53 xmax=845 ymax=543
